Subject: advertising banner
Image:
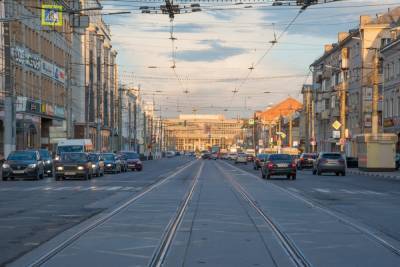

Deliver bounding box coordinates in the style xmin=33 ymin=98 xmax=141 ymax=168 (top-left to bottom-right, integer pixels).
xmin=41 ymin=5 xmax=63 ymax=26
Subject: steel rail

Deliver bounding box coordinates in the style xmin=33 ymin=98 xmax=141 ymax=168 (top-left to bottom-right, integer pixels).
xmin=27 ymin=160 xmax=198 ymax=267
xmin=216 ymin=163 xmax=310 ymax=267
xmin=149 ymin=162 xmax=204 ymax=267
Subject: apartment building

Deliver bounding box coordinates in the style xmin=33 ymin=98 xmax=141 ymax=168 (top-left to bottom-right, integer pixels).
xmin=310 ymin=8 xmax=399 ymax=155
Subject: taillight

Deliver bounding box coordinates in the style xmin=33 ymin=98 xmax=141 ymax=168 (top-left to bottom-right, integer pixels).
xmin=290 ymin=163 xmax=296 ymax=168
xmin=267 ymin=162 xmax=274 ymax=169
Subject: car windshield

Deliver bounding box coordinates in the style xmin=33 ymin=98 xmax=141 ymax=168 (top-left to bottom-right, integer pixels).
xmin=102 ymin=154 xmax=115 ymax=161
xmin=269 ymin=154 xmax=292 ymax=161
xmin=39 ymin=150 xmax=51 ymax=159
xmin=58 ymin=145 xmax=83 ymax=153
xmin=322 ymin=153 xmax=342 ymax=159
xmin=121 ymin=152 xmax=139 ymax=159
xmin=61 ymin=153 xmax=87 ymax=162
xmin=8 ymin=151 xmax=36 ymax=161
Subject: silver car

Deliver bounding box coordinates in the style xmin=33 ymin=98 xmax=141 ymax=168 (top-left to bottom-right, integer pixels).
xmin=235 ymin=153 xmax=247 ymax=164
xmin=313 ymin=152 xmax=346 ymax=176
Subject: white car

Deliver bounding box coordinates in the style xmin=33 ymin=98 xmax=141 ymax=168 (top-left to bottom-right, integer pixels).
xmin=235 ymin=153 xmax=247 ymax=164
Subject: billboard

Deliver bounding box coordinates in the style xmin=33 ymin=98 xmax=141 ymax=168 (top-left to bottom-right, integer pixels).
xmin=41 ymin=5 xmax=63 ymax=26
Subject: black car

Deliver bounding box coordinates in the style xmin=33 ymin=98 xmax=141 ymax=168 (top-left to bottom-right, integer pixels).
xmin=38 ymin=149 xmax=53 ymax=177
xmin=120 ymin=151 xmax=143 ymax=171
xmin=54 ymin=152 xmax=93 ymax=180
xmin=89 ymin=153 xmax=105 ymax=177
xmin=253 ymin=154 xmax=268 ymax=170
xmin=2 ymin=150 xmax=45 ymax=180
xmin=261 ymin=154 xmax=297 ymax=180
xmin=102 ymin=153 xmax=122 ymax=174
xmin=297 ymin=153 xmax=317 ymax=170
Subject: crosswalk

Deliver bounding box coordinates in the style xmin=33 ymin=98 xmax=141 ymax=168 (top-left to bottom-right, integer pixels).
xmin=0 ymin=185 xmax=142 ymax=192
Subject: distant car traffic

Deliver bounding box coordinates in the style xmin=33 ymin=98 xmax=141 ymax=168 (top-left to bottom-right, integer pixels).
xmin=253 ymin=154 xmax=268 ymax=170
xmin=313 ymin=152 xmax=346 ymax=176
xmin=261 ymin=154 xmax=296 ymax=180
xmin=211 ymin=153 xmax=219 ymax=160
xmin=120 ymin=151 xmax=143 ymax=171
xmin=235 ymin=153 xmax=247 ymax=164
xmin=228 ymin=153 xmax=238 ymax=161
xmin=201 ymin=152 xmax=211 ymax=159
xmin=2 ymin=150 xmax=45 ymax=181
xmin=246 ymin=154 xmax=255 ymax=162
xmin=88 ymin=153 xmax=105 ymax=177
xmin=54 ymin=152 xmax=93 ymax=180
xmin=102 ymin=153 xmax=122 ymax=174
xmin=297 ymin=153 xmax=317 ymax=169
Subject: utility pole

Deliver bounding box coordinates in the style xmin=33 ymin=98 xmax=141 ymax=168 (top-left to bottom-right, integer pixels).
xmin=340 ymin=47 xmax=349 ymax=153
xmin=289 ymin=114 xmax=293 ymax=147
xmin=128 ymin=101 xmax=132 ymax=150
xmin=252 ymin=113 xmax=257 ymax=154
xmin=133 ymin=99 xmax=137 ymax=152
xmin=118 ymin=87 xmax=123 ymax=151
xmin=143 ymin=112 xmax=147 ymax=156
xmin=3 ymin=3 xmax=15 ymax=158
xmin=372 ymin=49 xmax=380 ymax=136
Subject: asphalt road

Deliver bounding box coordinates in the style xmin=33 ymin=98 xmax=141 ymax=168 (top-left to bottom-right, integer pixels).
xmin=5 ymin=158 xmax=400 ymax=267
xmin=0 ymin=157 xmax=191 ymax=266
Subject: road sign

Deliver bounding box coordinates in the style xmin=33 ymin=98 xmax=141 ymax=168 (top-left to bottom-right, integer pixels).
xmin=41 ymin=5 xmax=63 ymax=26
xmin=249 ymin=119 xmax=255 ymax=125
xmin=332 ymin=130 xmax=340 ymax=139
xmin=332 ymin=120 xmax=342 ymax=130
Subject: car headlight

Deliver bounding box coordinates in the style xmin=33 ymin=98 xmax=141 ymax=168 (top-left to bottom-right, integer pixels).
xmin=77 ymin=166 xmax=84 ymax=170
xmin=92 ymin=164 xmax=96 ymax=169
xmin=56 ymin=166 xmax=64 ymax=171
xmin=28 ymin=163 xmax=37 ymax=168
xmin=107 ymin=164 xmax=112 ymax=167
xmin=2 ymin=163 xmax=10 ymax=169
xmin=46 ymin=160 xmax=51 ymax=164
xmin=55 ymin=156 xmax=60 ymax=161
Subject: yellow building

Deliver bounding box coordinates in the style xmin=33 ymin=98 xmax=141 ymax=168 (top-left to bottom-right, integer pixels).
xmin=164 ymin=114 xmax=243 ymax=152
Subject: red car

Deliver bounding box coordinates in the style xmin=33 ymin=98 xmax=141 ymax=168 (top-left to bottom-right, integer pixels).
xmin=120 ymin=151 xmax=143 ymax=171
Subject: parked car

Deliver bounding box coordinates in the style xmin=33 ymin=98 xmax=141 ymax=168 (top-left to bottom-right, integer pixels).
xmin=313 ymin=152 xmax=346 ymax=176
xmin=261 ymin=154 xmax=296 ymax=180
xmin=2 ymin=150 xmax=45 ymax=181
xmin=346 ymin=157 xmax=358 ymax=168
xmin=120 ymin=151 xmax=143 ymax=171
xmin=166 ymin=151 xmax=175 ymax=158
xmin=102 ymin=153 xmax=122 ymax=174
xmin=88 ymin=153 xmax=105 ymax=177
xmin=235 ymin=153 xmax=248 ymax=164
xmin=54 ymin=152 xmax=93 ymax=180
xmin=37 ymin=149 xmax=53 ymax=177
xmin=253 ymin=153 xmax=268 ymax=170
xmin=297 ymin=153 xmax=318 ymax=169
xmin=396 ymin=153 xmax=400 ymax=170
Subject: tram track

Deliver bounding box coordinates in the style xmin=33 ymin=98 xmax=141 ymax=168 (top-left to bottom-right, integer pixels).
xmin=216 ymin=162 xmax=311 ymax=267
xmin=25 ymin=160 xmax=198 ymax=267
xmin=223 ymin=160 xmax=400 ymax=260
xmin=148 ymin=162 xmax=204 ymax=267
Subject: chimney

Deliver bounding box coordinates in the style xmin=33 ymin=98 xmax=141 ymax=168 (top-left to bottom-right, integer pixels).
xmin=360 ymin=15 xmax=372 ymax=27
xmin=338 ymin=32 xmax=350 ymax=43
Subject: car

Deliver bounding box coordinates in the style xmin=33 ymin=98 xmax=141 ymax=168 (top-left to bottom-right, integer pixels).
xmin=261 ymin=154 xmax=296 ymax=180
xmin=54 ymin=152 xmax=93 ymax=180
xmin=228 ymin=153 xmax=238 ymax=161
xmin=253 ymin=153 xmax=268 ymax=170
xmin=246 ymin=154 xmax=255 ymax=162
xmin=201 ymin=152 xmax=211 ymax=159
xmin=120 ymin=151 xmax=143 ymax=171
xmin=312 ymin=152 xmax=346 ymax=176
xmin=166 ymin=151 xmax=175 ymax=158
xmin=102 ymin=153 xmax=122 ymax=174
xmin=88 ymin=153 xmax=105 ymax=177
xmin=235 ymin=153 xmax=247 ymax=164
xmin=297 ymin=153 xmax=318 ymax=170
xmin=38 ymin=149 xmax=53 ymax=177
xmin=211 ymin=153 xmax=218 ymax=160
xmin=2 ymin=150 xmax=45 ymax=180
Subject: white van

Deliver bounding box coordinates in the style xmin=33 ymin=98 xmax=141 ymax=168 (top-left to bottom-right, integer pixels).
xmin=56 ymin=139 xmax=94 ymax=157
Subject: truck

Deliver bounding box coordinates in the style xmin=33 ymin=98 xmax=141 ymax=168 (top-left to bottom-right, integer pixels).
xmin=56 ymin=139 xmax=94 ymax=159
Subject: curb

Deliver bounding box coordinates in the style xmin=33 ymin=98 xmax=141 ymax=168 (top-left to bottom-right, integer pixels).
xmin=347 ymin=169 xmax=400 ymax=181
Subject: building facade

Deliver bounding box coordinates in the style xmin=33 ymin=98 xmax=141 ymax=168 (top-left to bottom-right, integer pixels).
xmin=164 ymin=114 xmax=243 ymax=152
xmin=309 ymin=9 xmax=400 ymax=155
xmin=0 ymin=0 xmax=81 ymax=157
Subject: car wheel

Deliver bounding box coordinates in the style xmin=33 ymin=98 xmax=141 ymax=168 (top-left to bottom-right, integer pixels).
xmin=335 ymin=172 xmax=340 ymax=176
xmin=286 ymin=174 xmax=291 ymax=179
xmin=2 ymin=176 xmax=8 ymax=181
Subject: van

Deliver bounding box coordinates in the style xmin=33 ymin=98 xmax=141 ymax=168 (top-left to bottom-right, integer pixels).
xmin=56 ymin=139 xmax=94 ymax=159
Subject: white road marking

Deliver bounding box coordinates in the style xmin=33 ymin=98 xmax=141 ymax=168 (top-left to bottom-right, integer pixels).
xmin=314 ymin=188 xmax=331 ymax=194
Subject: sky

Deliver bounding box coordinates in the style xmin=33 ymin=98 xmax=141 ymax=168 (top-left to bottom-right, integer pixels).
xmin=102 ymin=0 xmax=399 ymax=118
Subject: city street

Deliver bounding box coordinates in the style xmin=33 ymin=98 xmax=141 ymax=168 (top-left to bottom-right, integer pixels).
xmin=4 ymin=158 xmax=400 ymax=266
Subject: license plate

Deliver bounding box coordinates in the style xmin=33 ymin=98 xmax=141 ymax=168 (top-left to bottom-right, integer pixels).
xmin=13 ymin=170 xmax=24 ymax=174
xmin=65 ymin=172 xmax=76 ymax=176
xmin=277 ymin=163 xmax=288 ymax=167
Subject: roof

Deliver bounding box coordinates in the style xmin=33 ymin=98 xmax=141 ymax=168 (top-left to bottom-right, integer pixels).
xmin=258 ymin=97 xmax=302 ymax=124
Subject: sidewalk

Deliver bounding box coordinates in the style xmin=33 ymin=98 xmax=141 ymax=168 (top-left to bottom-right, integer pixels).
xmin=347 ymin=168 xmax=400 ymax=180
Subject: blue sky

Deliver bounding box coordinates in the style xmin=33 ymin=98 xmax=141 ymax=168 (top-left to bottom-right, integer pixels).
xmin=104 ymin=0 xmax=399 ymax=118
